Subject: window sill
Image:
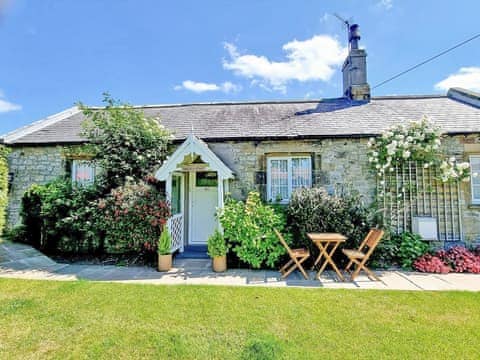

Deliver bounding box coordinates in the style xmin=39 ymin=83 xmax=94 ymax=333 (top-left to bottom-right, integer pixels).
xmin=468 ymin=202 xmax=480 ymax=209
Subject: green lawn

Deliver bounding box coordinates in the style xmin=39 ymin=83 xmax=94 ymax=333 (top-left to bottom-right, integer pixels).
xmin=0 ymin=279 xmax=479 ymax=359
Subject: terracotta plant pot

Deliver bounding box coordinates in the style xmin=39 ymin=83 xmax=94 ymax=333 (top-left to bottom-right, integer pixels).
xmin=158 ymin=254 xmax=172 ymax=272
xmin=212 ymin=255 xmax=227 ymax=272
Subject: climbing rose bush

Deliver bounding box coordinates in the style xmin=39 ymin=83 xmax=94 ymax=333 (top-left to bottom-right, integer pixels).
xmin=367 ymin=116 xmax=471 ymax=184
xmin=439 ymin=157 xmax=472 ymax=183
xmin=80 ymin=94 xmax=173 ymax=189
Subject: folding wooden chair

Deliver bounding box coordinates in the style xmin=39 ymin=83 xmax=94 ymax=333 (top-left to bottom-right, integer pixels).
xmin=274 ymin=229 xmax=310 ymax=280
xmin=342 ymin=229 xmax=384 ymax=281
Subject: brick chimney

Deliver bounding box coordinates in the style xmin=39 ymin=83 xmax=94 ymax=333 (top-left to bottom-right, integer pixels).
xmin=342 ymin=24 xmax=370 ymax=101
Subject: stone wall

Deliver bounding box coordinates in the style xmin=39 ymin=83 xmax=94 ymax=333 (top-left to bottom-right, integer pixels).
xmin=6 ymin=135 xmax=480 ymax=246
xmin=209 ymin=138 xmax=374 ymax=202
xmin=7 ymin=146 xmax=67 ymax=225
xmin=208 ymin=135 xmax=480 ymax=246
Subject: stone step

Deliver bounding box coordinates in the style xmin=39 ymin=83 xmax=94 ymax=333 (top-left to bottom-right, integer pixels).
xmin=175 ymin=245 xmax=209 ymax=259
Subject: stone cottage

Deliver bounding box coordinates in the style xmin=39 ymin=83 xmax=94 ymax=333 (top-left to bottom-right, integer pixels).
xmin=2 ymin=25 xmax=480 ymax=252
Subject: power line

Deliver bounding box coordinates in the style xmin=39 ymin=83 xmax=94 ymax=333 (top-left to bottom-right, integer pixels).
xmin=372 ymin=32 xmax=480 ymax=90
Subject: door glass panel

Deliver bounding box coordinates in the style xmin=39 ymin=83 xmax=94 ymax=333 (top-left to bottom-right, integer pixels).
xmin=196 ymin=172 xmax=218 ymax=187
xmin=171 ymin=175 xmax=181 ymax=215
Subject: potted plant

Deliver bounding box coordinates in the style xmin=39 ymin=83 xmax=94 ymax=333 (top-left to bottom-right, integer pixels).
xmin=207 ymin=229 xmax=228 ymax=272
xmin=157 ymin=227 xmax=172 ymax=271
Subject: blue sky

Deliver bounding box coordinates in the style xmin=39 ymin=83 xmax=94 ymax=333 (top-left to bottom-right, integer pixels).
xmin=0 ymin=0 xmax=479 ymax=135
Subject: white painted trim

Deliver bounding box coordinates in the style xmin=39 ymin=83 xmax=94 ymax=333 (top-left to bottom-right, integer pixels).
xmin=469 ymin=155 xmax=480 ymax=203
xmin=187 ymin=172 xmax=194 ymax=246
xmin=266 ymin=155 xmax=312 ymax=203
xmin=166 ymin=173 xmax=172 ymax=204
xmin=155 ymin=134 xmax=234 ymax=181
xmin=177 ymin=173 xmax=185 ymax=252
xmin=1 ymin=106 xmax=81 ymax=143
xmin=218 ymin=178 xmax=224 ymax=209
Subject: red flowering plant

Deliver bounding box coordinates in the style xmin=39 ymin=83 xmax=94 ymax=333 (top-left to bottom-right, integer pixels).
xmin=437 ymin=246 xmax=480 ymax=273
xmin=413 ymin=246 xmax=480 ymax=274
xmin=413 ymin=254 xmax=452 ymax=274
xmin=95 ymin=180 xmax=171 ymax=254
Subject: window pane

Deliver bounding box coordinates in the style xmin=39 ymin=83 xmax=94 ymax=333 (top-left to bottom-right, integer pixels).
xmin=292 ymin=158 xmax=311 ymax=192
xmin=72 ymin=160 xmax=95 ymax=186
xmin=270 ymin=159 xmax=288 ymax=201
xmin=473 ymin=186 xmax=480 ymax=201
xmin=171 ymin=175 xmax=181 ymax=215
xmin=471 ymin=157 xmax=480 ymax=201
xmin=471 ymin=158 xmax=480 ymax=185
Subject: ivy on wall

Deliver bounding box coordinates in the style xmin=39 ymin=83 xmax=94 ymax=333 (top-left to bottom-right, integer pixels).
xmin=0 ymin=145 xmax=10 ymax=235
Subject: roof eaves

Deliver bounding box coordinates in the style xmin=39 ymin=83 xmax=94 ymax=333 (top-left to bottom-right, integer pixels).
xmin=1 ymin=106 xmax=81 ymax=144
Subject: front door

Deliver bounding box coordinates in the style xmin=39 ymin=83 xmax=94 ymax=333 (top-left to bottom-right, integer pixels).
xmin=190 ymin=172 xmax=218 ymax=245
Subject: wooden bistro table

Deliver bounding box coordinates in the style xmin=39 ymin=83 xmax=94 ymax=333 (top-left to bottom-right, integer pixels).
xmin=307 ymin=233 xmax=347 ymax=281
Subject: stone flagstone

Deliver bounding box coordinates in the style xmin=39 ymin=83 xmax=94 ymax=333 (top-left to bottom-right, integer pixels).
xmin=1 ymin=241 xmax=480 ymax=291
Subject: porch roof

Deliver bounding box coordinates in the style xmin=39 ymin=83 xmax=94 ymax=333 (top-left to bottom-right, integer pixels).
xmin=155 ymin=134 xmax=234 ymax=181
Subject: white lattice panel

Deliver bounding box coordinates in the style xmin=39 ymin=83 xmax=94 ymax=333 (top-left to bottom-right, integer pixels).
xmin=168 ymin=214 xmax=184 ymax=252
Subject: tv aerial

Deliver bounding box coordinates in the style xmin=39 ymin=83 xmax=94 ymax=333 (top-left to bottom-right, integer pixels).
xmin=334 ymin=13 xmax=354 ymax=44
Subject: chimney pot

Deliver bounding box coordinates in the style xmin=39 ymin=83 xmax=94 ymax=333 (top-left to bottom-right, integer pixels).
xmin=349 ymin=24 xmax=361 ymax=49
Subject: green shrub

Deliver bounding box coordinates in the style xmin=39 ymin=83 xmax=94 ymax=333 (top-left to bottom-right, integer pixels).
xmin=286 ymin=187 xmax=373 ymax=256
xmin=4 ymin=224 xmax=28 ymax=244
xmin=398 ymin=232 xmax=430 ymax=269
xmin=95 ymin=180 xmax=170 ymax=254
xmin=369 ymin=230 xmax=401 ymax=268
xmin=57 ymin=184 xmax=103 ymax=253
xmin=218 ymin=191 xmax=287 ymax=269
xmin=157 ymin=227 xmax=172 ymax=255
xmin=207 ymin=229 xmax=228 ymax=258
xmin=19 ymin=183 xmax=47 ymax=248
xmin=19 ymin=179 xmax=101 ymax=252
xmin=0 ymin=145 xmax=9 ymax=236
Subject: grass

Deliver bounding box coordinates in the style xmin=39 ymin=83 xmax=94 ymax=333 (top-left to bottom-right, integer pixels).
xmin=0 ymin=279 xmax=479 ymax=359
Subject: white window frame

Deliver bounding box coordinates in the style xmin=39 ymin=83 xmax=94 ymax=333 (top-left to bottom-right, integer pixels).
xmin=266 ymin=155 xmax=312 ymax=203
xmin=71 ymin=159 xmax=96 ymax=186
xmin=470 ymin=155 xmax=480 ymax=204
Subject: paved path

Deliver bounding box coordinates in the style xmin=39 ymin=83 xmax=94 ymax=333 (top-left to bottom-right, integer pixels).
xmin=1 ymin=241 xmax=480 ymax=291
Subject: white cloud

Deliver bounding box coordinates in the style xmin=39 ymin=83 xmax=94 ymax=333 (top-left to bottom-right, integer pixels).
xmin=174 ymin=80 xmax=241 ymax=93
xmin=377 ymin=0 xmax=393 ymax=10
xmin=0 ymin=90 xmax=21 ymax=113
xmin=222 ymin=35 xmax=347 ymax=93
xmin=435 ymin=67 xmax=480 ymax=92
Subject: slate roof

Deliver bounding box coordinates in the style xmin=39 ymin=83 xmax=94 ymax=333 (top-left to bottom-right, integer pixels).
xmin=2 ymin=88 xmax=480 ymax=145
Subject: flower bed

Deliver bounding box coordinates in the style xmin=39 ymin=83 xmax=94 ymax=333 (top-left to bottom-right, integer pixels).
xmin=413 ymin=246 xmax=480 ymax=274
